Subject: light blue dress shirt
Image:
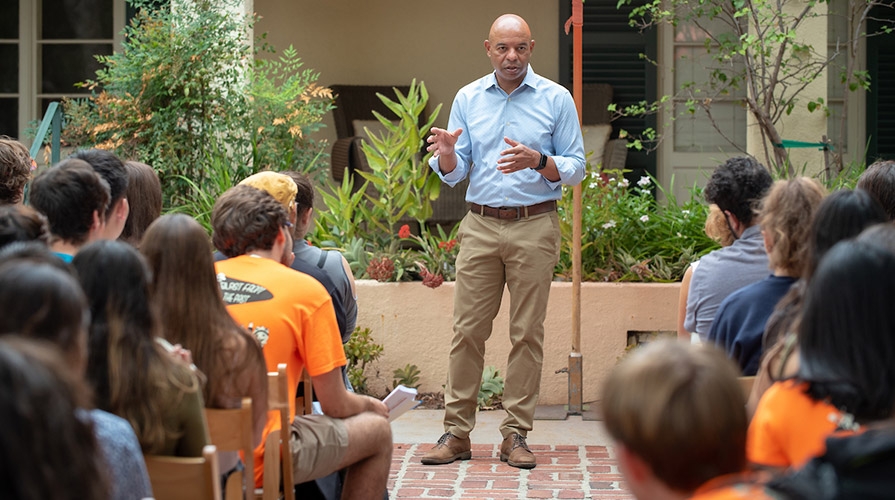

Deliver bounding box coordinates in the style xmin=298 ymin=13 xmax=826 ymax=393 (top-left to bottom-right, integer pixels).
xmin=429 ymin=66 xmax=586 ymax=207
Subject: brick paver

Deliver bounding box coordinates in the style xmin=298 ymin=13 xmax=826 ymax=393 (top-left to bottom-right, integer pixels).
xmin=389 ymin=443 xmax=634 ymax=500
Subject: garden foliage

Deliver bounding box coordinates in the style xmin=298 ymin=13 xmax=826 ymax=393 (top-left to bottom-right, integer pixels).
xmin=63 ymin=0 xmax=333 ymax=209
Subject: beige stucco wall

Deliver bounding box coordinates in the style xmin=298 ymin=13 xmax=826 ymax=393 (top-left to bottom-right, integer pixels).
xmin=355 ymin=280 xmax=680 ymax=405
xmin=254 ymin=0 xmax=560 ymax=148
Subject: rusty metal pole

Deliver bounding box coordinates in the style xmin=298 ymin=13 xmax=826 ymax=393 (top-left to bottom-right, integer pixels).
xmin=567 ymin=0 xmax=585 ymax=415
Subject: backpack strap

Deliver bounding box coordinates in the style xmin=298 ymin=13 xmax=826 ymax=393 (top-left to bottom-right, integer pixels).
xmin=317 ymin=250 xmax=328 ymax=269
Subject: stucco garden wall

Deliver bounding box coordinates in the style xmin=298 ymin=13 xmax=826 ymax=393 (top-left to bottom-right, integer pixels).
xmin=355 ymin=280 xmax=680 ymax=405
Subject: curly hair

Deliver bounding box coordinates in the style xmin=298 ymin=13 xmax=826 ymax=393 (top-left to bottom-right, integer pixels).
xmin=211 ymin=185 xmax=287 ymax=258
xmin=759 ymin=177 xmax=827 ymax=276
xmin=704 ymin=204 xmax=735 ymax=247
xmin=0 ymin=137 xmax=32 ymax=205
xmin=704 ymin=156 xmax=773 ymax=227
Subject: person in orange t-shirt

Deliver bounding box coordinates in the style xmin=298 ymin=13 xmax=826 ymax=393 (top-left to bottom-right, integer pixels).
xmin=211 ymin=185 xmax=391 ymax=500
xmin=603 ymin=340 xmax=774 ymax=500
xmin=748 ymin=239 xmax=895 ymax=470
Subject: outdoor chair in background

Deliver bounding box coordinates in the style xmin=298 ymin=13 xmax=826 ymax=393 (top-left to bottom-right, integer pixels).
xmin=329 ymin=84 xmax=468 ymax=228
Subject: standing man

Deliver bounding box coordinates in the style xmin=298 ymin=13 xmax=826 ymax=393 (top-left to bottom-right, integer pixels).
xmin=422 ymin=13 xmax=585 ymax=469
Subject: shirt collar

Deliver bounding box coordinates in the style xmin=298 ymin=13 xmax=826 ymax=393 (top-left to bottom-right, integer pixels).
xmin=484 ymin=64 xmax=539 ymax=94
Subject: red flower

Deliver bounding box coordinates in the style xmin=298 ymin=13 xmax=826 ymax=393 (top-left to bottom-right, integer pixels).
xmin=398 ymin=224 xmax=411 ymax=239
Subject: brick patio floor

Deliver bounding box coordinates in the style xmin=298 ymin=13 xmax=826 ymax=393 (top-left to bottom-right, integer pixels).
xmin=388 ymin=442 xmax=634 ymax=499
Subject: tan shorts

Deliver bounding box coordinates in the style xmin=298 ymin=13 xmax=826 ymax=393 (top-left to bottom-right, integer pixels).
xmin=289 ymin=414 xmax=349 ymax=484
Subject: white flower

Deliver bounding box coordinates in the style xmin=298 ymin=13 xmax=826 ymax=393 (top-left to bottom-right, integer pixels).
xmin=640 ymin=215 xmax=649 ymax=222
xmin=620 ymin=178 xmax=630 ymax=187
xmin=677 ymin=232 xmax=682 ymax=238
xmin=602 ymin=220 xmax=617 ymax=229
xmin=638 ymin=176 xmax=651 ymax=187
xmin=588 ymin=182 xmax=598 ymax=189
xmin=682 ymin=210 xmax=691 ymax=216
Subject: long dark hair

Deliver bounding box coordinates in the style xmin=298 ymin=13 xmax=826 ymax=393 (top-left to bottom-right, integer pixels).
xmin=73 ymin=240 xmax=199 ymax=454
xmin=799 ymin=240 xmax=895 ymax=421
xmin=0 ymin=337 xmax=109 ymax=500
xmin=141 ymin=214 xmax=266 ymax=409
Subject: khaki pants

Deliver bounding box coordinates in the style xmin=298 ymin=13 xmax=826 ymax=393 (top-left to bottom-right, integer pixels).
xmin=444 ymin=210 xmax=561 ymax=440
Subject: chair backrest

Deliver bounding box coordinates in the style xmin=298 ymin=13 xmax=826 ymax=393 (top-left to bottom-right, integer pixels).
xmin=738 ymin=376 xmax=756 ymax=399
xmin=259 ymin=363 xmax=295 ymax=500
xmin=330 ymin=84 xmax=413 ymax=139
xmin=145 ymin=445 xmax=222 ymax=500
xmin=205 ymin=398 xmax=254 ymax=500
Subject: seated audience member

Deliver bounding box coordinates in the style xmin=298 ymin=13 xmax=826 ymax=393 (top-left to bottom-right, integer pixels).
xmin=211 ymin=185 xmax=391 ymax=497
xmin=747 ymin=189 xmax=887 ymax=415
xmin=748 ymin=240 xmax=895 ymax=470
xmin=0 ymin=204 xmax=49 ymax=249
xmin=685 ymin=156 xmax=773 ymax=341
xmin=0 ymin=137 xmax=33 ymax=205
xmin=709 ymin=177 xmax=826 ymax=375
xmin=0 ymin=338 xmax=109 ymax=500
xmin=119 ymin=161 xmax=162 ymax=247
xmin=677 ymin=204 xmax=735 ymax=342
xmin=72 ymin=149 xmax=130 ymax=240
xmin=141 ymin=213 xmax=268 ymax=475
xmin=228 ymin=171 xmax=350 ymax=339
xmin=603 ymin=340 xmax=772 ymax=499
xmin=286 ymin=171 xmax=358 ymax=342
xmin=856 ymin=159 xmax=895 ymax=220
xmin=0 ymin=251 xmax=152 ymax=499
xmin=28 ymin=158 xmax=110 ymax=261
xmin=73 ymin=240 xmax=210 ymax=457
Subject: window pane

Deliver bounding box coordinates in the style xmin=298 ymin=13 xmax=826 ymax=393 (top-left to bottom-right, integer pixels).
xmin=0 ymin=44 xmax=17 ymax=92
xmin=0 ymin=1 xmax=18 ymax=39
xmin=42 ymin=0 xmax=113 ymax=40
xmin=41 ymin=43 xmax=111 ymax=93
xmin=673 ymin=102 xmax=746 ymax=152
xmin=0 ymin=98 xmax=17 ymax=138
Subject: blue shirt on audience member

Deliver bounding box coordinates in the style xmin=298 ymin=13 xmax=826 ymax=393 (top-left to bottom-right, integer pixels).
xmin=708 ymin=274 xmax=798 ymax=376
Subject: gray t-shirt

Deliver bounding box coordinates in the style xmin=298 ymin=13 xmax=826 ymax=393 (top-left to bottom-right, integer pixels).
xmin=293 ymin=240 xmax=357 ymax=337
xmin=684 ymin=224 xmax=770 ymax=340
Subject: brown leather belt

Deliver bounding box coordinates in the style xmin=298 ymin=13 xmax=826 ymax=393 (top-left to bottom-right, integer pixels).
xmin=469 ymin=200 xmax=557 ymax=221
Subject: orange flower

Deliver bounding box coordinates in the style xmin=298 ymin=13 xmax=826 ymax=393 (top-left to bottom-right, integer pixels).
xmin=398 ymin=224 xmax=411 ymax=239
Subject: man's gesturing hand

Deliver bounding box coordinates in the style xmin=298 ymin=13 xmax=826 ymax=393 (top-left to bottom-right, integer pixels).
xmin=426 ymin=127 xmax=463 ymax=158
xmin=497 ymin=137 xmax=539 ymax=174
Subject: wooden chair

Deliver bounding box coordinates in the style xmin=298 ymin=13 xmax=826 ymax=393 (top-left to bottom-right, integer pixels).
xmin=206 ymin=398 xmax=254 ymax=500
xmin=738 ymin=376 xmax=756 ymax=398
xmin=256 ymin=363 xmax=295 ymax=500
xmin=145 ymin=445 xmax=222 ymax=500
xmin=295 ymin=368 xmax=313 ymax=416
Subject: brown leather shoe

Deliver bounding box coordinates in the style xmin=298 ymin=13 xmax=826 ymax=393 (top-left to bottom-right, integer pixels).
xmin=420 ymin=432 xmax=472 ymax=465
xmin=500 ymin=433 xmax=536 ymax=469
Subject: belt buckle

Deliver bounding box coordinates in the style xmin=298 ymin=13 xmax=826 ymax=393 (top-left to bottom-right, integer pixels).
xmin=498 ymin=206 xmax=521 ymax=220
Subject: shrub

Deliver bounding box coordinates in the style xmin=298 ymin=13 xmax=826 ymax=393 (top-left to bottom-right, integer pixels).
xmin=556 ymin=169 xmax=717 ymax=282
xmin=63 ymin=0 xmax=333 ymax=208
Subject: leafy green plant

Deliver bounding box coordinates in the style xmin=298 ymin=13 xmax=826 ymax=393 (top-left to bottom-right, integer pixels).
xmin=62 ymin=0 xmax=333 ymax=207
xmin=344 ymin=327 xmax=384 ymax=395
xmin=556 ymin=169 xmax=715 ymax=282
xmin=477 ymin=366 xmax=505 ymax=410
xmin=392 ymin=364 xmax=421 ymax=391
xmin=357 ymin=79 xmax=442 ymax=254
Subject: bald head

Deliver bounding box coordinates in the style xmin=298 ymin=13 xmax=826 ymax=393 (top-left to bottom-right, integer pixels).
xmin=489 ymin=14 xmax=531 ymax=41
xmin=485 ymin=14 xmax=534 ymax=93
